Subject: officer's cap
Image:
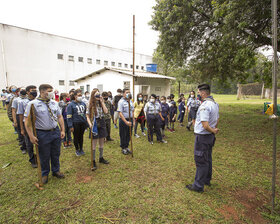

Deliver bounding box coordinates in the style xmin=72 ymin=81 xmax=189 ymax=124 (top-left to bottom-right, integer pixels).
xmin=198 ymin=84 xmax=210 ymax=91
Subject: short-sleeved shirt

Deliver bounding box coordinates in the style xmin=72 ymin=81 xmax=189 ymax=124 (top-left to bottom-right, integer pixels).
xmin=117 ymin=97 xmax=134 ymax=119
xmin=187 ymin=97 xmax=200 ymax=109
xmin=17 ymin=98 xmax=31 ymax=115
xmin=11 ymin=97 xmax=20 ymax=111
xmin=144 ymin=101 xmax=162 ymax=115
xmin=86 ymin=104 xmax=105 ymax=119
xmin=194 ymin=96 xmax=219 ymax=135
xmin=6 ymin=93 xmax=14 ymax=103
xmin=24 ymin=99 xmax=61 ymax=130
xmin=1 ymin=92 xmax=7 ymax=100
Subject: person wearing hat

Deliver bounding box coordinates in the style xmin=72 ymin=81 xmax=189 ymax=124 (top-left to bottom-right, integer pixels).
xmin=144 ymin=94 xmax=167 ymax=145
xmin=186 ymin=84 xmax=219 ymax=193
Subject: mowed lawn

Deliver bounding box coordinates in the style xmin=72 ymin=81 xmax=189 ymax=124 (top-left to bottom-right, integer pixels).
xmin=0 ymin=95 xmax=279 ymax=223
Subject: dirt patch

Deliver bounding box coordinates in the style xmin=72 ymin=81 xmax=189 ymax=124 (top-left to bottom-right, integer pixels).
xmin=0 ymin=140 xmax=15 ymax=146
xmin=234 ymin=188 xmax=268 ymax=224
xmin=217 ymin=205 xmax=239 ymax=222
xmin=76 ymin=172 xmax=92 ymax=183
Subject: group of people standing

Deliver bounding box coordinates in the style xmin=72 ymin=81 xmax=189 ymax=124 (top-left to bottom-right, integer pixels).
xmin=2 ymin=83 xmax=219 ymax=193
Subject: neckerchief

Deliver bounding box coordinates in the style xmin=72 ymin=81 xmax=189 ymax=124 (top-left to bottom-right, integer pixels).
xmin=37 ymin=97 xmax=57 ymax=122
xmin=204 ymin=96 xmax=216 ymax=103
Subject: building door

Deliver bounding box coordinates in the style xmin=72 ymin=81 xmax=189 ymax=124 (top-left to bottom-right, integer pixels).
xmin=86 ymin=84 xmax=90 ymax=92
xmin=141 ymin=85 xmax=149 ymax=95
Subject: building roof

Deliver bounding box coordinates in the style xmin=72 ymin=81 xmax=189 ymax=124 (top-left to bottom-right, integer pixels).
xmin=74 ymin=67 xmax=176 ymax=82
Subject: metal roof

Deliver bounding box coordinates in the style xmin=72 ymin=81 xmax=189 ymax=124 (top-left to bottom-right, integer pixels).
xmin=74 ymin=67 xmax=176 ymax=82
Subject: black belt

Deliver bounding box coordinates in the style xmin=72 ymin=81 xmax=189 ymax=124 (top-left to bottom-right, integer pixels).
xmin=36 ymin=128 xmax=57 ymax=132
xmin=194 ymin=133 xmax=213 ymax=136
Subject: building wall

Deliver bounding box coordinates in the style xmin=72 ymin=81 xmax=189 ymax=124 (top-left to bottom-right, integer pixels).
xmin=135 ymin=77 xmax=171 ymax=97
xmin=0 ymin=24 xmax=153 ymax=92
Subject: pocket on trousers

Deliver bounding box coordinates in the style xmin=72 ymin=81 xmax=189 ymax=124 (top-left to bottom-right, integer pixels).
xmin=194 ymin=150 xmax=207 ymax=165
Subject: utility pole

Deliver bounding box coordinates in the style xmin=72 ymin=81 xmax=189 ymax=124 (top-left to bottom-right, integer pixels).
xmin=132 ymin=15 xmax=135 ymax=100
xmin=271 ymin=0 xmax=278 ymax=213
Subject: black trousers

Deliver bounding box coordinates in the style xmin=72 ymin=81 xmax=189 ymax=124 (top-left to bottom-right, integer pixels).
xmin=119 ymin=118 xmax=132 ymax=149
xmin=105 ymin=119 xmax=111 ymax=140
xmin=73 ymin=122 xmax=87 ymax=151
xmin=147 ymin=114 xmax=162 ymax=142
xmin=16 ymin=115 xmax=26 ymax=151
xmin=23 ymin=123 xmax=35 ymax=164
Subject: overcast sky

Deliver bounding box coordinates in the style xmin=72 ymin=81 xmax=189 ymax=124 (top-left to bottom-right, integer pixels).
xmin=0 ymin=0 xmax=158 ymax=56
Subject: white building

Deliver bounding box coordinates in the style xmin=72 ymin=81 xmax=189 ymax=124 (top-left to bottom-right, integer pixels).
xmin=0 ymin=23 xmax=153 ymax=92
xmin=74 ymin=67 xmax=176 ymax=99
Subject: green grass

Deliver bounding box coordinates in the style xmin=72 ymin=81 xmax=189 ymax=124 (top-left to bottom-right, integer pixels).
xmin=0 ymin=95 xmax=280 ymax=223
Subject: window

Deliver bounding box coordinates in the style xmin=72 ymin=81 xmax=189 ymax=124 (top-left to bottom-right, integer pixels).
xmin=69 ymin=81 xmax=75 ymax=86
xmin=124 ymin=64 xmax=128 ymax=68
xmin=78 ymin=57 xmax=83 ymax=62
xmin=86 ymin=85 xmax=90 ymax=92
xmin=141 ymin=66 xmax=144 ymax=70
xmin=104 ymin=60 xmax=108 ymax=66
xmin=68 ymin=55 xmax=74 ymax=61
xmin=96 ymin=59 xmax=101 ymax=65
xmin=57 ymin=54 xmax=63 ymax=60
xmin=124 ymin=81 xmax=130 ymax=89
xmin=130 ymin=64 xmax=133 ymax=69
xmin=118 ymin=63 xmax=122 ymax=67
xmin=97 ymin=84 xmax=103 ymax=93
xmin=80 ymin=86 xmax=84 ymax=93
xmin=59 ymin=80 xmax=65 ymax=86
xmin=155 ymin=87 xmax=161 ymax=91
xmin=111 ymin=61 xmax=115 ymax=66
xmin=87 ymin=58 xmax=92 ymax=64
xmin=136 ymin=65 xmax=139 ymax=69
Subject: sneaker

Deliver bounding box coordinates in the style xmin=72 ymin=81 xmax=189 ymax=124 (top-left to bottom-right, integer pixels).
xmin=14 ymin=131 xmax=18 ymax=134
xmin=52 ymin=172 xmax=65 ymax=179
xmin=114 ymin=124 xmax=118 ymax=129
xmin=122 ymin=149 xmax=128 ymax=155
xmin=80 ymin=150 xmax=85 ymax=155
xmin=168 ymin=128 xmax=173 ymax=132
xmin=187 ymin=126 xmax=191 ymax=131
xmin=180 ymin=124 xmax=183 ymax=127
xmin=75 ymin=150 xmax=81 ymax=156
xmin=126 ymin=148 xmax=132 ymax=154
xmin=150 ymin=141 xmax=154 ymax=145
xmin=107 ymin=138 xmax=114 ymax=141
xmin=134 ymin=134 xmax=140 ymax=138
xmin=142 ymin=132 xmax=146 ymax=136
xmin=22 ymin=150 xmax=27 ymax=154
xmin=171 ymin=129 xmax=175 ymax=133
xmin=186 ymin=184 xmax=203 ymax=193
xmin=144 ymin=127 xmax=147 ymax=131
xmin=63 ymin=142 xmax=68 ymax=148
xmin=160 ymin=139 xmax=167 ymax=143
xmin=68 ymin=141 xmax=72 ymax=147
xmin=99 ymin=157 xmax=110 ymax=164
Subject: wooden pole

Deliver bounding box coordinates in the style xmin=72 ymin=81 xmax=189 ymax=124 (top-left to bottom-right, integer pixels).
xmin=271 ymin=0 xmax=278 ymax=213
xmin=132 ymin=15 xmax=135 ymax=101
xmin=128 ymin=99 xmax=134 ymax=157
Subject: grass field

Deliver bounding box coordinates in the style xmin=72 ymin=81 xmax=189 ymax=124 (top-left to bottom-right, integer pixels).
xmin=0 ymin=95 xmax=279 ymax=223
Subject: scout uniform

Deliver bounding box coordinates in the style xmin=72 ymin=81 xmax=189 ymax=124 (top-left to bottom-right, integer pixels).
xmin=117 ymin=97 xmax=134 ymax=153
xmin=192 ymin=96 xmax=219 ymax=191
xmin=24 ymin=98 xmax=62 ymax=178
xmin=144 ymin=101 xmax=163 ymax=143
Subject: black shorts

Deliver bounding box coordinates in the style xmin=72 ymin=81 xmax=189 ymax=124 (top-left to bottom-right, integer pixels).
xmin=189 ymin=108 xmax=198 ymax=120
xmin=92 ymin=118 xmax=108 ymax=139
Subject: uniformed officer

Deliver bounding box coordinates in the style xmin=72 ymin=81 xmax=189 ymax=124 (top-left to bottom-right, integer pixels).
xmin=186 ymin=84 xmax=219 ymax=193
xmin=144 ymin=94 xmax=167 ymax=145
xmin=17 ymin=85 xmax=38 ymax=167
xmin=24 ymin=84 xmax=65 ymax=184
xmin=117 ymin=89 xmax=135 ymax=155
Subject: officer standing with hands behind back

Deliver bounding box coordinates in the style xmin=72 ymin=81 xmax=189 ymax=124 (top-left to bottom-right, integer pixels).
xmin=186 ymin=84 xmax=219 ymax=193
xmin=24 ymin=84 xmax=65 ymax=184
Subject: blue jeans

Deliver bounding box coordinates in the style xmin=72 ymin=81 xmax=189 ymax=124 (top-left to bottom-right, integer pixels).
xmin=36 ymin=127 xmax=61 ymax=177
xmin=63 ymin=119 xmax=72 ymax=142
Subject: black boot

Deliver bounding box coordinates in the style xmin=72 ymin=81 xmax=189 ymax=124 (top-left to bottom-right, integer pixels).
xmin=91 ymin=160 xmax=97 ymax=171
xmin=99 ymin=157 xmax=109 ymax=164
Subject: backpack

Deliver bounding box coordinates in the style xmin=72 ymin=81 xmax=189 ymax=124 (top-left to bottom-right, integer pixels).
xmin=7 ymin=96 xmax=15 ymax=122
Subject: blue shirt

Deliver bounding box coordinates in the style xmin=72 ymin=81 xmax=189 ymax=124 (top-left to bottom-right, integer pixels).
xmin=11 ymin=97 xmax=20 ymax=111
xmin=194 ymin=96 xmax=219 ymax=135
xmin=24 ymin=99 xmax=62 ymax=130
xmin=144 ymin=101 xmax=162 ymax=115
xmin=187 ymin=97 xmax=200 ymax=109
xmin=67 ymin=101 xmax=87 ymax=128
xmin=179 ymin=101 xmax=186 ymax=113
xmin=117 ymin=97 xmax=134 ymax=119
xmin=17 ymin=98 xmax=31 ymax=115
xmin=160 ymin=103 xmax=169 ymax=117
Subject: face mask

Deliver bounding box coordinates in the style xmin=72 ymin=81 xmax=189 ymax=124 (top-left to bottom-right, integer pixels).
xmin=85 ymin=94 xmax=90 ymax=98
xmin=167 ymin=100 xmax=171 ymax=103
xmin=95 ymin=94 xmax=100 ymax=99
xmin=197 ymin=95 xmax=201 ymax=101
xmin=46 ymin=92 xmax=54 ymax=100
xmin=191 ymin=95 xmax=194 ymax=98
xmin=150 ymin=98 xmax=155 ymax=103
xmin=30 ymin=91 xmax=37 ymax=98
xmin=66 ymin=97 xmax=70 ymax=102
xmin=12 ymin=88 xmax=16 ymax=92
xmin=104 ymin=97 xmax=108 ymax=101
xmin=20 ymin=90 xmax=27 ymax=95
xmin=161 ymin=100 xmax=166 ymax=104
xmin=138 ymin=97 xmax=143 ymax=101
xmin=126 ymin=93 xmax=131 ymax=99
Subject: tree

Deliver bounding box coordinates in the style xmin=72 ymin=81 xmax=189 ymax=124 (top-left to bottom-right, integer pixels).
xmin=150 ymin=0 xmax=280 ymax=85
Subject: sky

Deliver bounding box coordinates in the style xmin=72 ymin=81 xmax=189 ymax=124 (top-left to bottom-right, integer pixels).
xmin=0 ymin=0 xmax=158 ymax=56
